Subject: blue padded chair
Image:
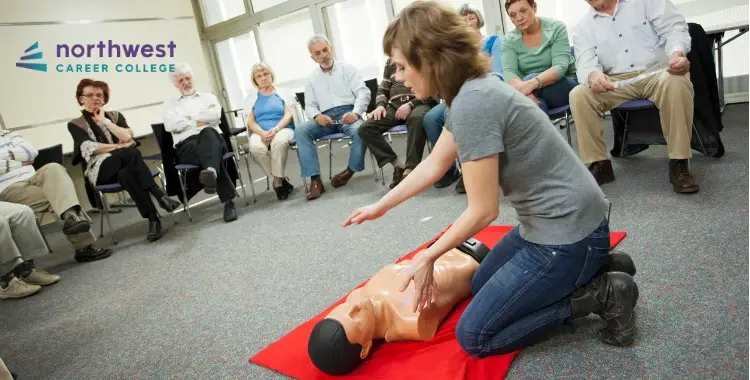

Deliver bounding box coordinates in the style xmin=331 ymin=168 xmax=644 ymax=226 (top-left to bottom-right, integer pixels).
xmin=547 ymin=105 xmax=573 ymax=145
xmin=95 ymin=168 xmax=176 ymax=244
xmin=612 ymin=99 xmax=708 ymax=156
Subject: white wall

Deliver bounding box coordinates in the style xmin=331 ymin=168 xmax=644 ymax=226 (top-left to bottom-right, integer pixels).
xmin=0 ymin=0 xmax=214 ymax=154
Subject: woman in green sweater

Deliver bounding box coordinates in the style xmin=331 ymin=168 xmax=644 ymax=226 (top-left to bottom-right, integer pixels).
xmin=501 ymin=0 xmax=577 ymax=113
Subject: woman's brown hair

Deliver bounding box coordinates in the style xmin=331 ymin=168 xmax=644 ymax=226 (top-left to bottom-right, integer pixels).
xmin=383 ymin=0 xmax=489 ymax=106
xmin=504 ymin=0 xmax=536 ymax=11
xmin=75 ymin=78 xmax=110 ymax=106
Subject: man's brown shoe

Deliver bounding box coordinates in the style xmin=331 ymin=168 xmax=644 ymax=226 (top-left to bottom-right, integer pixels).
xmin=588 ymin=160 xmax=615 ymax=185
xmin=669 ymin=159 xmax=699 ymax=193
xmin=331 ymin=169 xmax=354 ymax=188
xmin=390 ymin=167 xmax=405 ymax=189
xmin=307 ymin=180 xmax=325 ymax=200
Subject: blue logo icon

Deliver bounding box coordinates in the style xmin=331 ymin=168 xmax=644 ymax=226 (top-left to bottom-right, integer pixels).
xmin=16 ymin=42 xmax=47 ymax=72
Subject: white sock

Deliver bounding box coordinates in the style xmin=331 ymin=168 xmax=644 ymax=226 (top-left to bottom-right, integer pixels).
xmin=207 ymin=167 xmax=217 ymax=176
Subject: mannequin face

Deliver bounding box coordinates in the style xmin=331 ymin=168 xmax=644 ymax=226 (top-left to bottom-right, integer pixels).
xmin=327 ymin=297 xmax=377 ymax=358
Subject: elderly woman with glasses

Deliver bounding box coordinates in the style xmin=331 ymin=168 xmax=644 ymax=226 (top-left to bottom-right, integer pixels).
xmin=241 ymin=63 xmax=296 ymax=200
xmin=501 ymin=0 xmax=577 ymax=113
xmin=67 ymin=78 xmax=181 ymax=242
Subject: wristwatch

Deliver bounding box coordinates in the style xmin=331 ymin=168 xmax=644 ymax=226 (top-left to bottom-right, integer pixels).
xmin=535 ymin=77 xmax=543 ymax=89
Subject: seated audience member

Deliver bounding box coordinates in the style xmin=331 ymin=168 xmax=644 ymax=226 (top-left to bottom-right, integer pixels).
xmin=242 ymin=63 xmax=295 ymax=200
xmin=420 ymin=4 xmax=502 ymax=194
xmin=358 ymin=58 xmax=435 ymax=188
xmin=0 ymin=128 xmax=112 ymax=262
xmin=502 ymin=0 xmax=577 ymax=113
xmin=163 ymin=63 xmax=239 ymax=220
xmin=569 ymin=0 xmax=698 ymax=193
xmin=295 ymin=35 xmax=370 ymax=200
xmin=68 ymin=79 xmax=182 ymax=242
xmin=0 ymin=202 xmax=60 ymax=299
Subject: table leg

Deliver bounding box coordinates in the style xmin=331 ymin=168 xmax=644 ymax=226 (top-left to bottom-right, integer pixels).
xmin=716 ymin=34 xmax=726 ymax=114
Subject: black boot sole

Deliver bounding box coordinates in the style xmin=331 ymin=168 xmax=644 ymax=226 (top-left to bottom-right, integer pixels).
xmin=199 ymin=170 xmax=218 ymax=194
xmin=74 ymin=248 xmax=113 ymax=262
xmin=597 ymin=272 xmax=638 ymax=347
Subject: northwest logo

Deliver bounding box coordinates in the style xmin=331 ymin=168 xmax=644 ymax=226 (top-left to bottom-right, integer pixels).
xmin=16 ymin=42 xmax=47 ymax=72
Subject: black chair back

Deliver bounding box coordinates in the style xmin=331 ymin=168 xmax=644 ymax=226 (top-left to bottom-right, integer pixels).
xmin=364 ymin=78 xmax=378 ymax=114
xmin=295 ymin=92 xmax=306 ymax=110
xmin=33 ymin=144 xmax=63 ymax=170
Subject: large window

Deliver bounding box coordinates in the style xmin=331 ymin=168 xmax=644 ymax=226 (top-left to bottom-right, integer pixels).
xmin=502 ymin=0 xmax=589 ymax=32
xmin=393 ymin=0 xmax=487 ymax=33
xmin=257 ymin=9 xmax=318 ymax=91
xmin=323 ymin=0 xmax=390 ymax=81
xmin=200 ymin=0 xmax=246 ymax=27
xmin=214 ymin=32 xmax=261 ymax=125
xmin=251 ymin=0 xmax=287 ymax=12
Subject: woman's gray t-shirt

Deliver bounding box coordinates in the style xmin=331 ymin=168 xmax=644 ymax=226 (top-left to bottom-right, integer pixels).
xmin=444 ymin=74 xmax=609 ymax=245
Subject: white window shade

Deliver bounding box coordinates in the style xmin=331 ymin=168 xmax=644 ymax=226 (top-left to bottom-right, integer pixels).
xmin=200 ymin=0 xmax=246 ymax=27
xmin=392 ymin=0 xmax=488 ymax=34
xmin=214 ymin=32 xmax=261 ymax=116
xmin=324 ymin=0 xmax=390 ymax=82
xmin=258 ymin=9 xmax=318 ymax=92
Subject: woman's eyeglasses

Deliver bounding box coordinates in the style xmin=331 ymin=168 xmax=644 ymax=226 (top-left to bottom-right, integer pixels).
xmin=82 ymin=93 xmax=105 ymax=99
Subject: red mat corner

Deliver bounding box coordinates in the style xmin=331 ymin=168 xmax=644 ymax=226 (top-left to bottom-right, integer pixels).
xmin=250 ymin=226 xmax=627 ymax=380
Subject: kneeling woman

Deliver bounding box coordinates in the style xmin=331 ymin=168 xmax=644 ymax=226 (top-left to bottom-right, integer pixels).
xmin=344 ymin=1 xmax=638 ymax=356
xmin=242 ymin=63 xmax=295 ymax=200
xmin=68 ymin=79 xmax=181 ymax=241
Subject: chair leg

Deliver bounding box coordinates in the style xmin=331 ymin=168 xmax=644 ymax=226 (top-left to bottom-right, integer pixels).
xmin=99 ymin=191 xmax=117 ymax=245
xmin=36 ymin=215 xmax=52 ymax=253
xmin=328 ymin=140 xmax=333 ymax=180
xmin=157 ymin=175 xmax=177 ymax=225
xmin=232 ymin=156 xmax=250 ymax=206
xmin=619 ymin=112 xmax=629 ymax=156
xmin=293 ymin=146 xmax=308 ymax=193
xmin=242 ymin=153 xmax=257 ymax=203
xmin=565 ymin=112 xmax=572 ymax=146
xmin=692 ymin=123 xmax=709 ymax=156
xmin=178 ymin=170 xmax=192 ymax=222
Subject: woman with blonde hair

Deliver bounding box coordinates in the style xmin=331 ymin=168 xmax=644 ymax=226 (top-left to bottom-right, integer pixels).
xmin=343 ymin=1 xmax=638 ymax=356
xmin=242 ymin=62 xmax=296 ymax=200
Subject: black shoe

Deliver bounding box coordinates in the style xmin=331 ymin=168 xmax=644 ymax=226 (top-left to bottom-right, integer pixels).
xmin=199 ymin=169 xmax=218 ymax=194
xmin=158 ymin=196 xmax=182 ymax=212
xmin=282 ymin=178 xmax=294 ymax=196
xmin=390 ymin=166 xmax=405 ymax=189
xmin=601 ymin=251 xmax=636 ymax=276
xmin=10 ymin=371 xmax=18 ymax=380
xmin=74 ymin=245 xmax=113 ymax=262
xmin=223 ymin=201 xmax=237 ymax=222
xmin=588 ymin=160 xmax=615 ymax=185
xmin=147 ymin=218 xmax=162 ymax=242
xmin=435 ymin=166 xmax=461 ymax=188
xmin=274 ymin=183 xmax=288 ymax=200
xmin=62 ymin=212 xmax=90 ymax=236
xmin=570 ymin=272 xmax=638 ymax=347
xmin=455 ymin=176 xmax=465 ymax=194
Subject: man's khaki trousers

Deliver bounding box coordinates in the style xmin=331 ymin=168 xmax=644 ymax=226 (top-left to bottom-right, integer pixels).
xmin=0 ymin=163 xmax=95 ymax=250
xmin=569 ymin=71 xmax=694 ymax=165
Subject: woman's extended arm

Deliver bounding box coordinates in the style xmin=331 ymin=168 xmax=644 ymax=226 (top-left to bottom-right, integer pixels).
xmin=343 ymin=128 xmax=459 ymax=226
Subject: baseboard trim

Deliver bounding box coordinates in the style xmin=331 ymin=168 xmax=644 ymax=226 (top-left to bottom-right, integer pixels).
xmin=725 ymin=92 xmax=749 ymax=104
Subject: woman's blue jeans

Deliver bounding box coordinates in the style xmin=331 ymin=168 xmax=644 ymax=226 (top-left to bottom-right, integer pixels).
xmin=455 ymin=218 xmax=610 ymax=357
xmin=524 ymin=73 xmax=578 ymax=114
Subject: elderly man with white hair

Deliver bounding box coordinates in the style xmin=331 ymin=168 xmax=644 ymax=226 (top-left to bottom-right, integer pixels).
xmin=295 ymin=35 xmax=370 ymax=200
xmin=162 ymin=63 xmax=238 ymax=222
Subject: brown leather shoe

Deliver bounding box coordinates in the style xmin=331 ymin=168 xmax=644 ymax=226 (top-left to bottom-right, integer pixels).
xmin=669 ymin=159 xmax=699 ymax=193
xmin=307 ymin=180 xmax=325 ymax=200
xmin=331 ymin=168 xmax=354 ymax=188
xmin=390 ymin=167 xmax=405 ymax=189
xmin=588 ymin=160 xmax=615 ymax=185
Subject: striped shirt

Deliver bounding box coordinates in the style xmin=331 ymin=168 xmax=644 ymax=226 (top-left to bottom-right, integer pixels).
xmin=0 ymin=129 xmax=38 ymax=194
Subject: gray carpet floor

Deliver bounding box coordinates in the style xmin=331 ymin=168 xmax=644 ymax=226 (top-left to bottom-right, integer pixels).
xmin=2 ymin=104 xmax=747 ymax=379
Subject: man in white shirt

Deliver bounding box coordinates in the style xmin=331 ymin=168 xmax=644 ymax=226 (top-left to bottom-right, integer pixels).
xmin=295 ymin=35 xmax=371 ymax=200
xmin=0 ymin=129 xmax=112 ymax=263
xmin=163 ymin=63 xmax=237 ymax=222
xmin=569 ymin=0 xmax=698 ymax=194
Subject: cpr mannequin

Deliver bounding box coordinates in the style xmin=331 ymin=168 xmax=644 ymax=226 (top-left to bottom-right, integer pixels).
xmin=308 ymin=238 xmax=636 ymax=376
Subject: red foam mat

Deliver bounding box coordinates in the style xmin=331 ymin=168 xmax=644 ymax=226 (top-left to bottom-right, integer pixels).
xmin=250 ymin=225 xmax=627 ymax=380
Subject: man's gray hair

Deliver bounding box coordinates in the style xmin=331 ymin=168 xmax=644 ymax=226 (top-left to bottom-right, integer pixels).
xmin=457 ymin=3 xmax=485 ymax=28
xmin=169 ymin=62 xmax=193 ymax=82
xmin=307 ymin=34 xmax=331 ymax=52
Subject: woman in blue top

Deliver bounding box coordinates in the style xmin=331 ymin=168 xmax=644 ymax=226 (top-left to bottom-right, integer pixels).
xmin=243 ymin=63 xmax=296 ymax=200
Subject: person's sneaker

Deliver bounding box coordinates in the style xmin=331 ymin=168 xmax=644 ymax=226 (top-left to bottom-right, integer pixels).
xmin=223 ymin=201 xmax=237 ymax=222
xmin=62 ymin=212 xmax=90 ymax=236
xmin=0 ymin=277 xmax=41 ymax=299
xmin=74 ymin=245 xmax=113 ymax=262
xmin=199 ymin=169 xmax=218 ymax=194
xmin=20 ymin=269 xmax=60 ymax=286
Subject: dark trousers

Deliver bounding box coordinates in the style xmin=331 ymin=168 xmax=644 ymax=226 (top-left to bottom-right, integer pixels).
xmin=96 ymin=147 xmax=158 ymax=219
xmin=175 ymin=128 xmax=235 ymax=203
xmin=358 ymin=103 xmax=430 ymax=169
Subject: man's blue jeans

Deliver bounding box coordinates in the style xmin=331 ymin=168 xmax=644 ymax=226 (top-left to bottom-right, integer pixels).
xmin=524 ymin=73 xmax=579 ymax=114
xmin=294 ymin=105 xmax=366 ymax=178
xmin=455 ymin=218 xmax=610 ymax=357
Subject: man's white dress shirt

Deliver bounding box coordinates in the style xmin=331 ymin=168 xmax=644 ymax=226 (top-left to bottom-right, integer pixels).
xmin=163 ymin=92 xmax=222 ymax=146
xmin=303 ymin=60 xmax=370 ymax=120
